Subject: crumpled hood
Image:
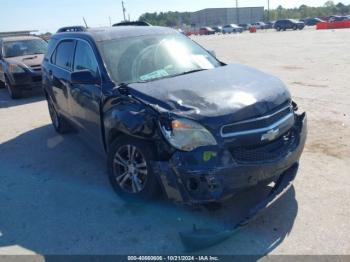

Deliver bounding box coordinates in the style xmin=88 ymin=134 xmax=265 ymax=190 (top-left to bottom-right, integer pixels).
xmin=127 ymin=64 xmax=291 ymax=125
xmin=5 ymin=54 xmax=44 ymax=68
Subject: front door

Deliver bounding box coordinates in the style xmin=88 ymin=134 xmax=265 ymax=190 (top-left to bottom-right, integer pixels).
xmin=69 ymin=40 xmax=104 ymax=152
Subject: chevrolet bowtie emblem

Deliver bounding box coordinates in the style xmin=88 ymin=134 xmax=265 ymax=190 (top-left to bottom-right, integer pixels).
xmin=261 ymin=128 xmax=280 ymax=142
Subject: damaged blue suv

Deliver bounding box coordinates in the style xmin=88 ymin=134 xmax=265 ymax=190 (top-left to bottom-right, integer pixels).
xmin=42 ymin=26 xmax=307 ymax=206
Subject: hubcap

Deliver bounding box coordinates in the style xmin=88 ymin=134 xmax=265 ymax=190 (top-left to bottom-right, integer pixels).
xmin=113 ymin=145 xmax=148 ymax=194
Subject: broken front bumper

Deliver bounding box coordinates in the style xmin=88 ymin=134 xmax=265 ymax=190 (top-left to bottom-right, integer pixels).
xmin=179 ymin=163 xmax=299 ymax=250
xmin=153 ymin=113 xmax=307 ymax=204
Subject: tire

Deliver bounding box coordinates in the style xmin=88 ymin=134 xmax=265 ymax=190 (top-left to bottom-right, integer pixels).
xmin=276 ymin=26 xmax=281 ymax=31
xmin=46 ymin=95 xmax=71 ymax=134
xmin=293 ymin=25 xmax=297 ymax=30
xmin=107 ymin=136 xmax=161 ymax=201
xmin=5 ymin=76 xmax=21 ymax=99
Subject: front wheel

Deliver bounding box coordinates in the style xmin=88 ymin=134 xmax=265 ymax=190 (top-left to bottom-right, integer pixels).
xmin=5 ymin=77 xmax=21 ymax=99
xmin=107 ymin=137 xmax=161 ymax=201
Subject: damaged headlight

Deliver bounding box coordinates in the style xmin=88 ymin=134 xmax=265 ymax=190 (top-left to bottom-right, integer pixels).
xmin=160 ymin=118 xmax=217 ymax=152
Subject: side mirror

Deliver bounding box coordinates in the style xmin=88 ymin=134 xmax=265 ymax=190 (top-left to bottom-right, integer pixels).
xmin=208 ymin=49 xmax=216 ymax=58
xmin=70 ymin=70 xmax=100 ymax=85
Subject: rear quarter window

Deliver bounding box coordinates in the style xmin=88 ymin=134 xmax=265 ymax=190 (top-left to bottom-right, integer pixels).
xmin=45 ymin=38 xmax=58 ymax=61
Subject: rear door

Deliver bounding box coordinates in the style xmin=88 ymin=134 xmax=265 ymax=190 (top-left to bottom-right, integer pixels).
xmin=69 ymin=39 xmax=103 ymax=151
xmin=50 ymin=40 xmax=76 ymax=116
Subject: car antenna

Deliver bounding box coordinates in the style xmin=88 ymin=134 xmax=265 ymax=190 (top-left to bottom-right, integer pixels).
xmin=83 ymin=17 xmax=89 ymax=28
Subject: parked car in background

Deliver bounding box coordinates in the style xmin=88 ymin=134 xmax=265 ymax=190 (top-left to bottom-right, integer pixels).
xmin=212 ymin=26 xmax=223 ymax=33
xmin=274 ymin=19 xmax=305 ymax=31
xmin=239 ymin=24 xmax=252 ymax=30
xmin=302 ymin=17 xmax=325 ymax=26
xmin=199 ymin=27 xmax=215 ymax=35
xmin=265 ymin=21 xmax=275 ymax=29
xmin=329 ymin=15 xmax=350 ymax=22
xmin=252 ymin=22 xmax=268 ymax=29
xmin=0 ymin=35 xmax=48 ymax=99
xmin=42 ymin=26 xmax=307 ymax=206
xmin=222 ymin=24 xmax=243 ymax=34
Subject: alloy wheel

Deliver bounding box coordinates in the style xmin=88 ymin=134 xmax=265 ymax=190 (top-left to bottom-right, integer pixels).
xmin=113 ymin=145 xmax=148 ymax=194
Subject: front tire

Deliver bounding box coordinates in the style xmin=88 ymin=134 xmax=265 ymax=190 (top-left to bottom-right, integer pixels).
xmin=108 ymin=137 xmax=161 ymax=201
xmin=5 ymin=76 xmax=21 ymax=99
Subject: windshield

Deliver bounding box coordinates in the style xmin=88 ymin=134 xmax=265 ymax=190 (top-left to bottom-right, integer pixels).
xmin=98 ymin=34 xmax=221 ymax=84
xmin=3 ymin=39 xmax=48 ymax=58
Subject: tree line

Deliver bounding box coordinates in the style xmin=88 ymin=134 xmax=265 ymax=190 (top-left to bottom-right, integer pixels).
xmin=138 ymin=1 xmax=350 ymax=26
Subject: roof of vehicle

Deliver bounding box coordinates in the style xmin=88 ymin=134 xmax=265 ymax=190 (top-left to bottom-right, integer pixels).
xmin=1 ymin=35 xmax=42 ymax=42
xmin=53 ymin=26 xmax=178 ymax=42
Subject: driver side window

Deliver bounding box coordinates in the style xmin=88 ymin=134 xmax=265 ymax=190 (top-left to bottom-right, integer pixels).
xmin=73 ymin=40 xmax=99 ymax=76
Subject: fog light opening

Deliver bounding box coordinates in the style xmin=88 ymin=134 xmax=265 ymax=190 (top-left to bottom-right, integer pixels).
xmin=187 ymin=177 xmax=200 ymax=192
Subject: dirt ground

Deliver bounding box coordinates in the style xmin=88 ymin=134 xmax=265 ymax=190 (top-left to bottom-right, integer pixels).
xmin=0 ymin=28 xmax=349 ymax=256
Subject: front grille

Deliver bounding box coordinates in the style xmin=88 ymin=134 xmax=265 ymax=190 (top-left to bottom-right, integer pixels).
xmin=229 ymin=129 xmax=298 ymax=163
xmin=221 ymin=104 xmax=293 ymax=136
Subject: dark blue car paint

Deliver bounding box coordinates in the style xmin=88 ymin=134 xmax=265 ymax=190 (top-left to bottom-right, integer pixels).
xmin=42 ymin=26 xmax=307 ymax=205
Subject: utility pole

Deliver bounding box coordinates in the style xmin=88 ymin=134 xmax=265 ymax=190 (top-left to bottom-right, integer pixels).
xmin=267 ymin=0 xmax=270 ymax=22
xmin=236 ymin=0 xmax=240 ymax=24
xmin=121 ymin=1 xmax=126 ymax=21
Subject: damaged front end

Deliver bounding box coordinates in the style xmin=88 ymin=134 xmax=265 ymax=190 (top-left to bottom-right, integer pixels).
xmin=153 ymin=111 xmax=307 ymax=250
xmin=153 ymin=112 xmax=307 ymax=205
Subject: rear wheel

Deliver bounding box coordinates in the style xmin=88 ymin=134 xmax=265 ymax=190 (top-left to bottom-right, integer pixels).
xmin=108 ymin=137 xmax=161 ymax=201
xmin=293 ymin=25 xmax=298 ymax=30
xmin=47 ymin=95 xmax=71 ymax=134
xmin=276 ymin=26 xmax=281 ymax=31
xmin=5 ymin=76 xmax=21 ymax=99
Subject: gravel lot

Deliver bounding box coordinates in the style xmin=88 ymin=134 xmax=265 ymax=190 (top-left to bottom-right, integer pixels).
xmin=0 ymin=28 xmax=349 ymax=256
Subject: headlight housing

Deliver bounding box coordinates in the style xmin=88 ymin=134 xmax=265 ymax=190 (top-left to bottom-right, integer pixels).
xmin=9 ymin=64 xmax=25 ymax=73
xmin=160 ymin=118 xmax=217 ymax=152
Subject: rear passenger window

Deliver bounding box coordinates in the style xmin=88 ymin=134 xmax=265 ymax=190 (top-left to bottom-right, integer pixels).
xmin=73 ymin=41 xmax=99 ymax=76
xmin=54 ymin=40 xmax=75 ymax=71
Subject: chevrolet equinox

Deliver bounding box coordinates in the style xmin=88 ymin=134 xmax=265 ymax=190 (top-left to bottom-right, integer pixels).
xmin=42 ymin=26 xmax=307 ymax=205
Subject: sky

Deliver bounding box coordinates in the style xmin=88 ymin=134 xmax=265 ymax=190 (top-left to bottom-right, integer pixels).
xmin=1 ymin=0 xmax=350 ymax=33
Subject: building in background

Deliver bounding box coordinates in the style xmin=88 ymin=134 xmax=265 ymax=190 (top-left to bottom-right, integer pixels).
xmin=190 ymin=7 xmax=264 ymax=27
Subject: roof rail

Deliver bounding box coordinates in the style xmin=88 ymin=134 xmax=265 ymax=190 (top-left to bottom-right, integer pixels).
xmin=57 ymin=26 xmax=87 ymax=33
xmin=113 ymin=21 xmax=152 ymax=27
xmin=0 ymin=30 xmax=38 ymax=38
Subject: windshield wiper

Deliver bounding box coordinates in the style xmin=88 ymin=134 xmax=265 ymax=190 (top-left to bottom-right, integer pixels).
xmin=134 ymin=69 xmax=208 ymax=84
xmin=173 ymin=68 xmax=208 ymax=77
